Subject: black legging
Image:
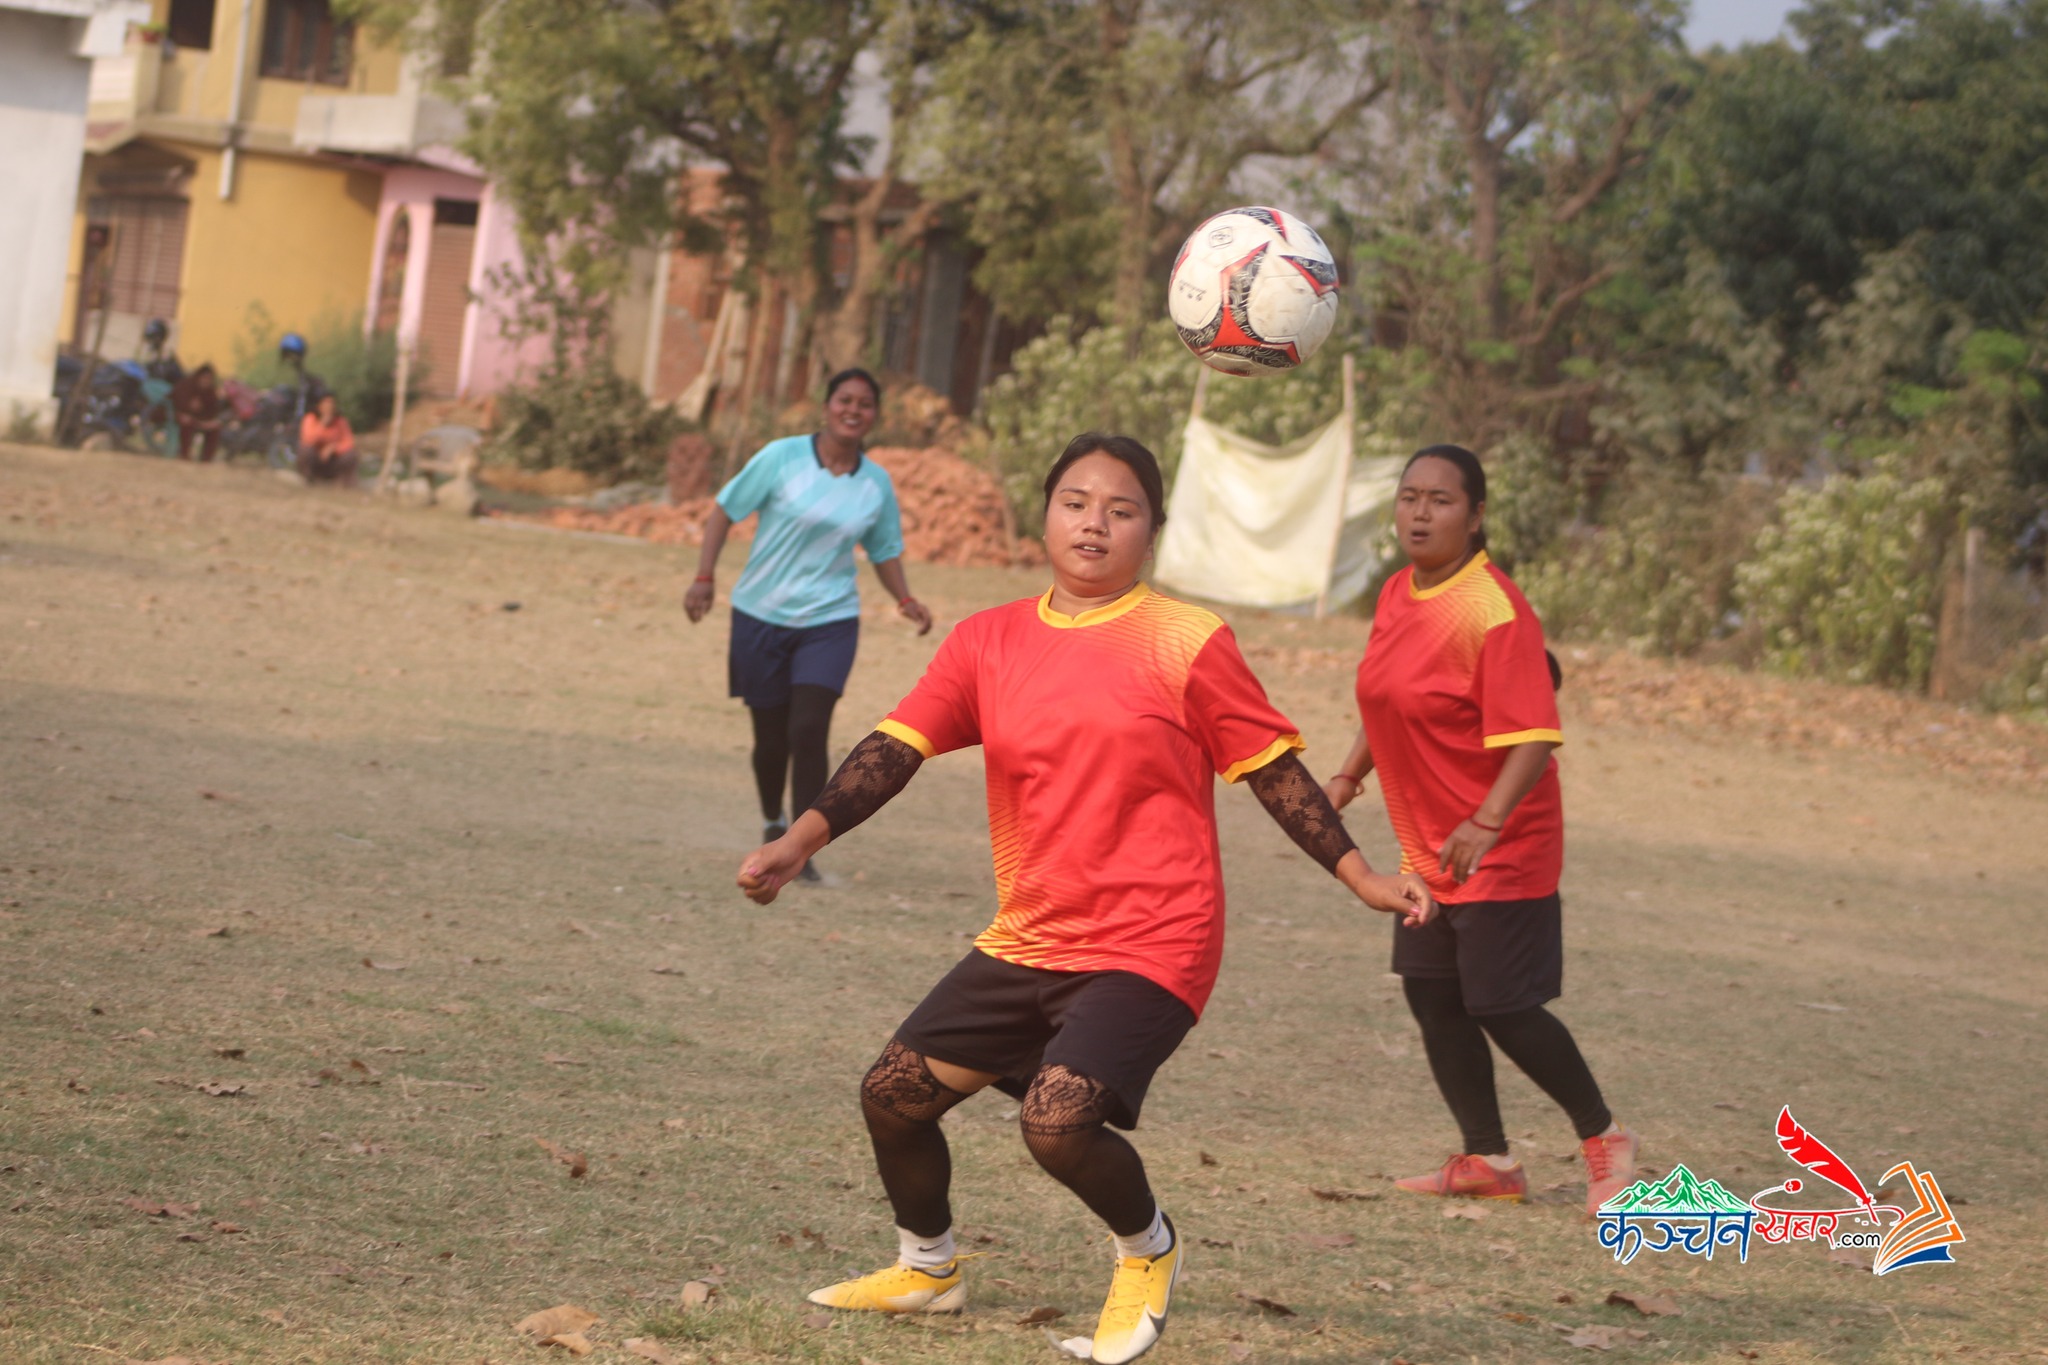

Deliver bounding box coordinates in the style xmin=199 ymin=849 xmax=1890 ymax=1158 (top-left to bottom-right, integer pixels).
xmin=749 ymin=684 xmax=840 ymax=824
xmin=1403 ymin=975 xmax=1611 ymax=1156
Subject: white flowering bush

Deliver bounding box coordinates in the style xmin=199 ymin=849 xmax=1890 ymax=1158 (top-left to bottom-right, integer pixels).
xmin=1733 ymin=456 xmax=1951 ymax=689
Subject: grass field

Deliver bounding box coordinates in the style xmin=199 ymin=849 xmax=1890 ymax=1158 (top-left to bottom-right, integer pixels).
xmin=3 ymin=444 xmax=2042 ymax=1365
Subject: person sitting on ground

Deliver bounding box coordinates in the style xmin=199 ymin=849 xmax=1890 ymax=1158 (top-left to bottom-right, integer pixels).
xmin=171 ymin=363 xmax=224 ymax=463
xmin=297 ymin=394 xmax=358 ymax=485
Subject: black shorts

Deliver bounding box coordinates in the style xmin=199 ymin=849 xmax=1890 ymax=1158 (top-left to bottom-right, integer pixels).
xmin=895 ymin=950 xmax=1196 ymax=1130
xmin=727 ymin=608 xmax=860 ymax=709
xmin=1391 ymin=892 xmax=1563 ymax=1016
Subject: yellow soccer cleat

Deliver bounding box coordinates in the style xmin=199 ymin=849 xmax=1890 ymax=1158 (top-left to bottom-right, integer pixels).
xmin=806 ymin=1260 xmax=966 ymax=1314
xmin=1089 ymin=1216 xmax=1182 ymax=1365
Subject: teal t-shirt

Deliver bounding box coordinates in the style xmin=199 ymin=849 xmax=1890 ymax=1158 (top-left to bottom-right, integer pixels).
xmin=717 ymin=436 xmax=906 ymax=629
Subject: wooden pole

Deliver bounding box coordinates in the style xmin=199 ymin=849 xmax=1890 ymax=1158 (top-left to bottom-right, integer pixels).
xmin=1313 ymin=353 xmax=1357 ymax=619
xmin=376 ymin=343 xmax=411 ymax=493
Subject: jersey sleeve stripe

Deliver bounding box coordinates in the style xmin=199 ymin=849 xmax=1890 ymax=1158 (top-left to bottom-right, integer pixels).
xmin=1482 ymin=727 xmax=1564 ymax=749
xmin=875 ymin=718 xmax=937 ymax=758
xmin=1219 ymin=733 xmax=1305 ymax=784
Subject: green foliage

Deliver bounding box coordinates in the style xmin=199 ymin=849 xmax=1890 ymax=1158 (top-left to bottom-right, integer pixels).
xmin=1978 ymin=636 xmax=2048 ymax=718
xmin=492 ymin=364 xmax=686 ymax=483
xmin=230 ymin=305 xmax=414 ymax=429
xmin=1481 ymin=433 xmax=1579 ymax=572
xmin=1734 ymin=456 xmax=1952 ymax=689
xmin=1522 ymin=470 xmax=1768 ymax=657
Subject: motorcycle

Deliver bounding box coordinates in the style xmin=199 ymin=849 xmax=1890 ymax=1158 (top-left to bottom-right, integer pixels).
xmin=52 ymin=354 xmax=180 ymax=455
xmin=218 ymin=374 xmax=327 ymax=468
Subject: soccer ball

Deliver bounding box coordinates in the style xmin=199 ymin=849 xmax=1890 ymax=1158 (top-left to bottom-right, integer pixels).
xmin=1168 ymin=206 xmax=1340 ymax=376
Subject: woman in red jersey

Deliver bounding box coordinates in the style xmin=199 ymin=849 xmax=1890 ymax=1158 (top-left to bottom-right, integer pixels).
xmin=1323 ymin=444 xmax=1636 ymax=1217
xmin=737 ymin=433 xmax=1431 ymax=1365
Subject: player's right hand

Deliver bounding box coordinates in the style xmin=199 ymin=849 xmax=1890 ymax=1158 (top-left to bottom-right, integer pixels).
xmin=1321 ymin=775 xmax=1359 ymax=811
xmin=736 ymin=839 xmax=804 ymax=905
xmin=1358 ymin=871 xmax=1434 ymax=927
xmin=683 ymin=579 xmax=714 ymax=623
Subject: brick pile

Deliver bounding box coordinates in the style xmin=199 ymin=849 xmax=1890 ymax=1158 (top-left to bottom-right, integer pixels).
xmin=513 ymin=445 xmax=1043 ymax=568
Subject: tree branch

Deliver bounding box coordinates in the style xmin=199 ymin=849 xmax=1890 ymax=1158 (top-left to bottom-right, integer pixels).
xmin=1516 ymin=260 xmax=1620 ymax=352
xmin=1551 ymin=89 xmax=1654 ymax=226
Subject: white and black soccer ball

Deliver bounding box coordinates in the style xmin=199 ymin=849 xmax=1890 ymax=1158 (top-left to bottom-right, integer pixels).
xmin=1168 ymin=206 xmax=1340 ymax=376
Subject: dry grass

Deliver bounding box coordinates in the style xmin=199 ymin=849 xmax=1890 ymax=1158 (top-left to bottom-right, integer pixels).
xmin=2 ymin=445 xmax=2042 ymax=1365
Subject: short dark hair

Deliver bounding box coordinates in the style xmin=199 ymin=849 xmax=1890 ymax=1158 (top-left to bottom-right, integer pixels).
xmin=824 ymin=367 xmax=881 ymax=404
xmin=1404 ymin=442 xmax=1487 ymax=550
xmin=1041 ymin=433 xmax=1168 ymax=530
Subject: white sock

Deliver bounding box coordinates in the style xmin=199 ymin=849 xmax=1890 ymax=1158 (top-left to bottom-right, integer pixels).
xmin=1113 ymin=1208 xmax=1172 ymax=1260
xmin=1480 ymin=1152 xmax=1521 ymax=1171
xmin=898 ymin=1226 xmax=955 ymax=1270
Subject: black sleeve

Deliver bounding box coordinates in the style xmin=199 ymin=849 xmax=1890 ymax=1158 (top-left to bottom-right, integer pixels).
xmin=1244 ymin=752 xmax=1359 ymax=876
xmin=806 ymin=730 xmax=925 ymax=839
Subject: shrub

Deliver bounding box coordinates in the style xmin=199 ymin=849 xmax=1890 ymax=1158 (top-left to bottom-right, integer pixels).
xmin=1733 ymin=455 xmax=1952 ymax=689
xmin=231 ymin=305 xmax=414 ymax=429
xmin=1521 ymin=470 xmax=1770 ymax=657
xmin=492 ymin=362 xmax=684 ymax=482
xmin=1978 ymin=636 xmax=2048 ymax=717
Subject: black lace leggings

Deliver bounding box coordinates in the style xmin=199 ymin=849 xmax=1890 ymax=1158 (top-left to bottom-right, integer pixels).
xmin=748 ymin=684 xmax=839 ymax=823
xmin=1403 ymin=975 xmax=1611 ymax=1156
xmin=858 ymin=1041 xmax=1158 ymax=1239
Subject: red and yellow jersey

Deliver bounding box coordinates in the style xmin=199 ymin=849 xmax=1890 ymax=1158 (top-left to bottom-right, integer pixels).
xmin=880 ymin=583 xmax=1301 ymax=1017
xmin=1356 ymin=552 xmax=1563 ymax=903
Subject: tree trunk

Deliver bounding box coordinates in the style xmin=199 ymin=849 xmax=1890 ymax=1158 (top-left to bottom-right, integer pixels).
xmin=1098 ymin=0 xmax=1153 ymax=353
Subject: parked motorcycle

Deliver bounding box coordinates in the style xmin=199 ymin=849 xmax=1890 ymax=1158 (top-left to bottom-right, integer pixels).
xmin=51 ymin=355 xmax=178 ymax=455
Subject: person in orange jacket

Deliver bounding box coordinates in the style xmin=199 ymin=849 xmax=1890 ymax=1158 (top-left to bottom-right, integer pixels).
xmin=297 ymin=393 xmax=357 ymax=485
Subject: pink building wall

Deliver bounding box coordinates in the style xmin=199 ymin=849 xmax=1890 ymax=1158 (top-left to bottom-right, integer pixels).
xmin=364 ymin=157 xmax=550 ymax=398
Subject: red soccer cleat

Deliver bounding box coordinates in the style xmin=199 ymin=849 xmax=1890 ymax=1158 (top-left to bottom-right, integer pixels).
xmin=1394 ymin=1154 xmax=1529 ymax=1202
xmin=1581 ymin=1127 xmax=1640 ymax=1215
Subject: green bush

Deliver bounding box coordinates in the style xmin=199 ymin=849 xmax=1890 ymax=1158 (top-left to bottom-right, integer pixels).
xmin=492 ymin=362 xmax=684 ymax=482
xmin=1978 ymin=636 xmax=2048 ymax=716
xmin=231 ymin=304 xmax=415 ymax=430
xmin=1733 ymin=455 xmax=1952 ymax=689
xmin=1522 ymin=470 xmax=1769 ymax=657
xmin=1481 ymin=432 xmax=1579 ymax=572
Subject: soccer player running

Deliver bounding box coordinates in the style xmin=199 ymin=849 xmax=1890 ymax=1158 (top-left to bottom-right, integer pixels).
xmin=685 ymin=368 xmax=933 ymax=881
xmin=1322 ymin=444 xmax=1636 ymax=1217
xmin=737 ymin=434 xmax=1432 ymax=1364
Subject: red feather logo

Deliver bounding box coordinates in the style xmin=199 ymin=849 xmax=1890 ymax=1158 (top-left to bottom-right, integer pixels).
xmin=1776 ymin=1107 xmax=1877 ymax=1217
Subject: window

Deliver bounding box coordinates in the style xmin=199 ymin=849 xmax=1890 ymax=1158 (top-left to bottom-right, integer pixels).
xmin=259 ymin=0 xmax=353 ymax=85
xmin=167 ymin=0 xmax=215 ymax=50
xmin=433 ymin=198 xmax=480 ymax=227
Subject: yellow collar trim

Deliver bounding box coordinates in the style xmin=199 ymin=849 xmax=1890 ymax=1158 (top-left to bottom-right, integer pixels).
xmin=1408 ymin=549 xmax=1491 ymax=601
xmin=1038 ymin=582 xmax=1151 ymax=629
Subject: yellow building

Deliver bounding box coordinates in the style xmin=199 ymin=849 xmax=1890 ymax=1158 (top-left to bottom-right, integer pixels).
xmin=69 ymin=0 xmax=423 ymax=370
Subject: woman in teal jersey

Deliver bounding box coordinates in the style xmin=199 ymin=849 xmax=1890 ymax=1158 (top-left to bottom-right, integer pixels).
xmin=685 ymin=369 xmax=934 ymax=877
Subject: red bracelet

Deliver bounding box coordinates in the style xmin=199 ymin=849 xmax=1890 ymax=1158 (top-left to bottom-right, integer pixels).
xmin=898 ymin=596 xmax=918 ymax=608
xmin=1334 ymin=771 xmax=1364 ymax=786
xmin=1470 ymin=815 xmax=1501 ymax=831
xmin=693 ymin=573 xmax=714 ymax=583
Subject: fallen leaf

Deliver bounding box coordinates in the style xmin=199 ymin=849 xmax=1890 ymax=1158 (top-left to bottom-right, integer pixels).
xmin=175 ymin=1231 xmax=206 ymax=1242
xmin=348 ymin=1059 xmax=379 ymax=1077
xmin=533 ymin=1137 xmax=588 ymax=1179
xmin=660 ymin=1118 xmax=690 ymax=1131
xmin=1443 ymin=1204 xmax=1489 ymax=1220
xmin=1606 ymin=1290 xmax=1680 ymax=1317
xmin=538 ymin=1331 xmax=596 ymax=1355
xmin=801 ymin=1312 xmax=833 ymax=1329
xmin=361 ymin=958 xmax=405 ymax=971
xmin=194 ymin=926 xmax=230 ymax=938
xmin=1048 ymin=1330 xmax=1094 ymax=1359
xmin=566 ymin=920 xmax=595 ymax=936
xmin=209 ymin=1221 xmax=246 ymax=1234
xmin=1555 ymin=1291 xmax=1577 ymax=1304
xmin=649 ymin=965 xmax=685 ymax=976
xmin=213 ymin=1047 xmax=246 ymax=1059
xmin=1235 ymin=1292 xmax=1296 ymax=1316
xmin=1712 ymin=1101 xmax=1741 ymax=1110
xmin=1198 ymin=1236 xmax=1236 ymax=1249
xmin=1229 ymin=1345 xmax=1254 ymax=1362
xmin=435 ymin=1003 xmax=469 ymax=1014
xmin=1296 ymin=1233 xmax=1356 ymax=1250
xmin=514 ymin=1305 xmax=600 ymax=1338
xmin=1199 ymin=1151 xmax=1219 ymax=1166
xmin=622 ymin=1340 xmax=679 ymax=1365
xmin=122 ymin=1198 xmax=200 ymax=1218
xmin=1798 ymin=1001 xmax=1848 ymax=1013
xmin=679 ymin=1279 xmax=716 ymax=1308
xmin=1307 ymin=1186 xmax=1381 ymax=1202
xmin=1363 ymin=1277 xmax=1395 ymax=1292
xmin=198 ymin=787 xmax=241 ymax=802
xmin=196 ymin=1081 xmax=247 ymax=1097
xmin=543 ymin=1053 xmax=588 ymax=1067
xmin=1016 ymin=1306 xmax=1063 ymax=1326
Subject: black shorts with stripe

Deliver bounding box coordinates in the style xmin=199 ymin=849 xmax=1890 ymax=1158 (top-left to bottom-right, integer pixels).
xmin=1391 ymin=892 xmax=1563 ymax=1016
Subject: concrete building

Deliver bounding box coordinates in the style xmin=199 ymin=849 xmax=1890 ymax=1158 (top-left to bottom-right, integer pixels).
xmin=1 ymin=0 xmax=142 ymax=429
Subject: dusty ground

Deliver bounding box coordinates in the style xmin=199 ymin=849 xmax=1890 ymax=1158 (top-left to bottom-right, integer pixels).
xmin=2 ymin=444 xmax=2043 ymax=1364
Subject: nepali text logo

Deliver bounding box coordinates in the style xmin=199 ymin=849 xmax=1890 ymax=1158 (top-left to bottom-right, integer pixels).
xmin=1596 ymin=1107 xmax=1965 ymax=1276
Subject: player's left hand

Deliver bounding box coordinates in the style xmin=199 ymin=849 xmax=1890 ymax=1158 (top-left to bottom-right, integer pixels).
xmin=898 ymin=597 xmax=934 ymax=635
xmin=736 ymin=837 xmax=807 ymax=905
xmin=1437 ymin=819 xmax=1500 ymax=884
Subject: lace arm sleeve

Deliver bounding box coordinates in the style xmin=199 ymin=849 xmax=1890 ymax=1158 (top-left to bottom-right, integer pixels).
xmin=807 ymin=730 xmax=925 ymax=839
xmin=1244 ymin=751 xmax=1359 ymax=876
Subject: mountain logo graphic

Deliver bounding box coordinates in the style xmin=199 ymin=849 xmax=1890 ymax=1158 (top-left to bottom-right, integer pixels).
xmin=1598 ymin=1164 xmax=1750 ymax=1215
